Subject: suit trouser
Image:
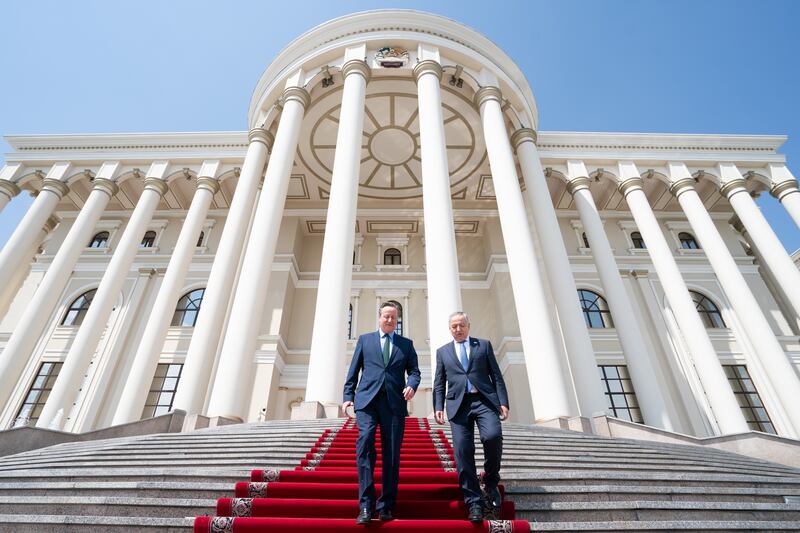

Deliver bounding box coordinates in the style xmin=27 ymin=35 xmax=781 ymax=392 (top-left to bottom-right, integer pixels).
xmin=355 ymin=390 xmax=405 ymax=511
xmin=449 ymin=393 xmax=503 ymax=506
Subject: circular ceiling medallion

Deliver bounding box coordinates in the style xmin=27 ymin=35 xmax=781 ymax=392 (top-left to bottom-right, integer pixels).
xmin=297 ymin=78 xmax=487 ymax=199
xmin=368 ymin=126 xmax=416 ymax=166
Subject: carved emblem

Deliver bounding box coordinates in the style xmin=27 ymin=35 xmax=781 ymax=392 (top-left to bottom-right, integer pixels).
xmin=375 ymin=47 xmax=409 ymax=68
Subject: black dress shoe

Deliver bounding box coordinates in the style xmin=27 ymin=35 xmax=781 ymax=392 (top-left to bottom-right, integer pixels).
xmin=355 ymin=507 xmax=373 ymax=525
xmin=468 ymin=504 xmax=484 ymax=522
xmin=486 ymin=486 xmax=502 ymax=508
xmin=378 ymin=508 xmax=394 ymax=521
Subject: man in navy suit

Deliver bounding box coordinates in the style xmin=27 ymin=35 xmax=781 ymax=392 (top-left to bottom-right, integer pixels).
xmin=433 ymin=311 xmax=509 ymax=522
xmin=342 ymin=301 xmax=420 ymax=524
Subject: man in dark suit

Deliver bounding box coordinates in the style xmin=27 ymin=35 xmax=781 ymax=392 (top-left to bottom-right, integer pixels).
xmin=342 ymin=301 xmax=420 ymax=524
xmin=433 ymin=311 xmax=509 ymax=522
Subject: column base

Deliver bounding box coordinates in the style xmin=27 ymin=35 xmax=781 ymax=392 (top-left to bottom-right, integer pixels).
xmin=291 ymin=401 xmax=342 ymax=420
xmin=181 ymin=414 xmax=242 ymax=432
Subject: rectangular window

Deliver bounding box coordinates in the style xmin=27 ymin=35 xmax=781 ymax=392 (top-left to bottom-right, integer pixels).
xmin=141 ymin=363 xmax=183 ymax=419
xmin=12 ymin=362 xmax=63 ymax=428
xmin=723 ymin=365 xmax=776 ymax=434
xmin=598 ymin=365 xmax=643 ymax=423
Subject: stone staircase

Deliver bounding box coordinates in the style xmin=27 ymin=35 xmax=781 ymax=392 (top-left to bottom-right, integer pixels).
xmin=0 ymin=418 xmax=798 ymax=531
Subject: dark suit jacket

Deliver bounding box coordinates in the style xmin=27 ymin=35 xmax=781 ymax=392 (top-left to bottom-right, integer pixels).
xmin=343 ymin=331 xmax=421 ymax=416
xmin=433 ymin=337 xmax=509 ymax=419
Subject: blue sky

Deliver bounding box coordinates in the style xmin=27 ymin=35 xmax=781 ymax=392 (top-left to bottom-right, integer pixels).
xmin=1 ymin=0 xmax=798 ymax=252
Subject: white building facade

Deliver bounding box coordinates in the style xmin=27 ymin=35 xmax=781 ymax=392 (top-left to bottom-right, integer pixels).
xmin=1 ymin=11 xmax=799 ymax=439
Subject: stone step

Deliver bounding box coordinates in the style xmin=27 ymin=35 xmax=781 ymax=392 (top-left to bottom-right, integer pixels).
xmin=0 ymin=514 xmax=193 ymax=532
xmin=0 ymin=481 xmax=230 ymax=499
xmin=0 ymin=495 xmax=213 ymax=518
xmin=529 ymin=520 xmax=800 ymax=530
xmin=505 ymin=484 xmax=799 ymax=503
xmin=515 ymin=500 xmax=800 ymax=522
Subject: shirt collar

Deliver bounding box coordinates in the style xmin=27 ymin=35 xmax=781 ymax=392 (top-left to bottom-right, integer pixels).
xmin=455 ymin=336 xmax=470 ymax=346
xmin=380 ymin=329 xmax=394 ymax=340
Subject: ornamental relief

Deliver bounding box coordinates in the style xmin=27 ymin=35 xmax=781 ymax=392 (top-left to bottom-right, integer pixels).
xmin=296 ymin=78 xmax=487 ymax=200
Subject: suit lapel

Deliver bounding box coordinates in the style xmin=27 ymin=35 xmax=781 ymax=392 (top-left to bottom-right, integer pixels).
xmin=389 ymin=336 xmax=400 ymax=365
xmin=467 ymin=338 xmax=480 ymax=371
xmin=448 ymin=341 xmax=465 ymax=372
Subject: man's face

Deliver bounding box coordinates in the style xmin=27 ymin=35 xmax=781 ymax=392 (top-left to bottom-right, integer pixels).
xmin=379 ymin=306 xmax=398 ymax=335
xmin=449 ymin=316 xmax=470 ymax=342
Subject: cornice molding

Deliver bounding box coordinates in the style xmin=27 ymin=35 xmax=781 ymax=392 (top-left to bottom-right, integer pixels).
xmin=4 ymin=130 xmax=787 ymax=165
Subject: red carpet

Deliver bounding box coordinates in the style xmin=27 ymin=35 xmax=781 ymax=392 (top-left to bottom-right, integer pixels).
xmin=194 ymin=417 xmax=529 ymax=532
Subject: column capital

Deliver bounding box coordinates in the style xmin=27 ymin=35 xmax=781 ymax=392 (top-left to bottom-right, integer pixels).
xmin=412 ymin=60 xmax=442 ymax=82
xmin=196 ymin=176 xmax=220 ymax=195
xmin=618 ymin=177 xmax=644 ymax=197
xmin=41 ymin=178 xmax=70 ymax=199
xmin=282 ymin=86 xmax=311 ymax=109
xmin=510 ymin=128 xmax=538 ymax=149
xmin=143 ymin=177 xmax=169 ymax=197
xmin=341 ymin=59 xmax=371 ymax=83
xmin=0 ymin=179 xmax=21 ymax=200
xmin=91 ymin=178 xmax=119 ymax=197
xmin=565 ymin=176 xmax=592 ymax=196
xmin=668 ymin=177 xmax=696 ymax=198
xmin=248 ymin=127 xmax=275 ymax=149
xmin=474 ymin=86 xmax=502 ymax=108
xmin=770 ymin=179 xmax=800 ymax=201
xmin=43 ymin=214 xmax=61 ymax=233
xmin=719 ymin=178 xmax=748 ymax=199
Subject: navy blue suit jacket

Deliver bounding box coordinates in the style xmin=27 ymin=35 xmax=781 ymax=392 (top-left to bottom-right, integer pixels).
xmin=433 ymin=337 xmax=509 ymax=419
xmin=343 ymin=331 xmax=421 ymax=416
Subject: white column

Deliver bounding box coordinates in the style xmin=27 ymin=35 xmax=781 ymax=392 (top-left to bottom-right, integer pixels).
xmin=413 ymin=59 xmax=462 ymax=377
xmin=567 ymin=173 xmax=674 ymax=430
xmin=669 ymin=173 xmax=800 ymax=436
xmin=0 ymin=176 xmax=69 ymax=288
xmin=305 ymin=59 xmax=370 ymax=411
xmin=0 ymin=179 xmax=20 ymax=213
xmin=476 ymin=87 xmax=572 ymax=419
xmin=206 ymin=86 xmax=311 ymax=420
xmin=112 ymin=176 xmax=220 ymax=424
xmin=36 ymin=176 xmax=170 ymax=430
xmin=616 ymin=170 xmax=749 ymax=435
xmin=767 ymin=164 xmax=800 ymax=230
xmin=771 ymin=180 xmax=800 ymax=230
xmin=0 ymin=177 xmax=119 ymax=409
xmin=718 ymin=172 xmax=800 ymax=320
xmin=512 ymin=130 xmax=608 ymax=417
xmin=172 ymin=129 xmax=273 ymax=416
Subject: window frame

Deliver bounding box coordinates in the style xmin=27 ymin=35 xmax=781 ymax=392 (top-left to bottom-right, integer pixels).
xmin=578 ymin=289 xmax=614 ymax=328
xmin=598 ymin=364 xmax=643 ymax=423
xmin=61 ymin=289 xmax=97 ymax=327
xmin=171 ymin=288 xmax=205 ymax=327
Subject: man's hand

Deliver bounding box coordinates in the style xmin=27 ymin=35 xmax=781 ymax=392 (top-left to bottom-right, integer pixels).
xmin=341 ymin=401 xmax=354 ymax=416
xmin=499 ymin=405 xmax=509 ymax=421
xmin=434 ymin=410 xmax=446 ymax=425
xmin=402 ymin=386 xmax=416 ymax=401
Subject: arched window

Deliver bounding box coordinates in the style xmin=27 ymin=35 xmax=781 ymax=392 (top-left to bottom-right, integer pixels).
xmin=384 ymin=248 xmax=401 ymax=265
xmin=88 ymin=232 xmax=109 ymax=248
xmin=679 ymin=232 xmax=700 ymax=249
xmin=196 ymin=231 xmax=205 ymax=247
xmin=347 ymin=303 xmax=353 ymax=339
xmin=171 ymin=288 xmax=205 ymax=327
xmin=140 ymin=230 xmax=157 ymax=248
xmin=578 ymin=289 xmax=614 ymax=328
xmin=690 ymin=291 xmax=726 ymax=328
xmin=62 ymin=289 xmax=97 ymax=326
xmin=388 ymin=300 xmax=403 ymax=336
xmin=581 ymin=232 xmax=590 ymax=248
xmin=631 ymin=231 xmax=646 ymax=249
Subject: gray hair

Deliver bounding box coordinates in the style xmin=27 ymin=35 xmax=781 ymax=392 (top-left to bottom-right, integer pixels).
xmin=448 ymin=311 xmax=470 ymax=325
xmin=378 ymin=301 xmax=398 ymax=314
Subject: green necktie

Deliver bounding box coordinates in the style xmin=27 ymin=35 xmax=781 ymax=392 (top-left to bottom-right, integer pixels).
xmin=382 ymin=334 xmax=391 ymax=366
